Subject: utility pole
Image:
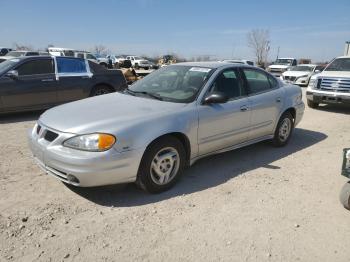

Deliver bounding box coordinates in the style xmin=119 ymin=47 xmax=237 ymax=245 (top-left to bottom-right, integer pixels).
xmin=276 ymin=46 xmax=280 ymax=60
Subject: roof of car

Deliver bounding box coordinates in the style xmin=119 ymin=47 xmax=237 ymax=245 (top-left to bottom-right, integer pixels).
xmin=335 ymin=56 xmax=350 ymax=59
xmin=175 ymin=61 xmax=247 ymax=69
xmin=295 ymin=64 xmax=317 ymax=67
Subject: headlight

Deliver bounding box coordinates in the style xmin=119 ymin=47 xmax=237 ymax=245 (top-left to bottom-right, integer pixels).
xmin=308 ymin=78 xmax=316 ymax=88
xmin=63 ymin=133 xmax=116 ymax=152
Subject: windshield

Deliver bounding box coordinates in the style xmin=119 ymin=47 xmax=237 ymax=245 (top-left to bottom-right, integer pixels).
xmin=0 ymin=59 xmax=18 ymax=75
xmin=274 ymin=59 xmax=293 ymax=65
xmin=325 ymin=58 xmax=350 ymax=72
xmin=6 ymin=51 xmax=25 ymax=57
xmin=288 ymin=66 xmax=313 ymax=72
xmin=128 ymin=65 xmax=214 ymax=103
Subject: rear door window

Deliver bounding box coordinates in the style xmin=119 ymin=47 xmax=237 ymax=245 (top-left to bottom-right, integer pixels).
xmin=16 ymin=59 xmax=54 ymax=76
xmin=56 ymin=58 xmax=87 ymax=74
xmin=242 ymin=69 xmax=273 ymax=95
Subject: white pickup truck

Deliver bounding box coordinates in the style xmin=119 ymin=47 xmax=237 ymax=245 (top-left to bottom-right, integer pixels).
xmin=267 ymin=57 xmax=298 ymax=77
xmin=126 ymin=56 xmax=152 ymax=69
xmin=306 ymin=56 xmax=350 ymax=108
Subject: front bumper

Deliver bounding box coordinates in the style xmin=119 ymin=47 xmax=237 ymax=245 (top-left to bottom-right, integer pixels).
xmin=27 ymin=123 xmax=144 ymax=187
xmin=306 ymin=89 xmax=350 ymax=105
xmin=294 ymin=101 xmax=305 ymax=127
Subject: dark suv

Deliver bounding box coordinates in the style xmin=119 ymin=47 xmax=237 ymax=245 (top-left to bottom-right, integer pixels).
xmin=0 ymin=47 xmax=12 ymax=56
xmin=0 ymin=56 xmax=127 ymax=113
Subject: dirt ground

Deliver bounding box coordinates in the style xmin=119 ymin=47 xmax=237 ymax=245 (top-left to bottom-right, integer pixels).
xmin=0 ymin=89 xmax=350 ymax=262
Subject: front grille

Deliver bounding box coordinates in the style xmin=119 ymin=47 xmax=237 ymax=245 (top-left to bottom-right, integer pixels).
xmin=284 ymin=76 xmax=296 ymax=81
xmin=43 ymin=130 xmax=59 ymax=142
xmin=320 ymin=77 xmax=350 ymax=93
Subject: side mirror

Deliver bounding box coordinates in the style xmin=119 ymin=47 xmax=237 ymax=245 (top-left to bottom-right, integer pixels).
xmin=203 ymin=92 xmax=228 ymax=105
xmin=5 ymin=70 xmax=18 ymax=79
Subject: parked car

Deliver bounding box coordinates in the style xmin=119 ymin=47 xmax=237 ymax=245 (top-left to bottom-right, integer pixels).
xmin=281 ymin=64 xmax=325 ymax=86
xmin=106 ymin=55 xmax=127 ymax=66
xmin=126 ymin=56 xmax=152 ymax=69
xmin=222 ymin=59 xmax=254 ymax=66
xmin=0 ymin=47 xmax=13 ymax=56
xmin=340 ymin=148 xmax=350 ymax=210
xmin=28 ymin=62 xmax=304 ymax=193
xmin=0 ymin=56 xmax=127 ymax=114
xmin=74 ymin=51 xmax=98 ymax=63
xmin=0 ymin=50 xmax=40 ymax=63
xmin=306 ymin=56 xmax=350 ymax=108
xmin=267 ymin=58 xmax=298 ymax=77
xmin=48 ymin=47 xmax=75 ymax=57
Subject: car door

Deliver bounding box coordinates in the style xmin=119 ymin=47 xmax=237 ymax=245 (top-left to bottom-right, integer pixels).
xmin=55 ymin=57 xmax=92 ymax=103
xmin=241 ymin=68 xmax=283 ymax=140
xmin=197 ymin=68 xmax=251 ymax=156
xmin=0 ymin=58 xmax=57 ymax=111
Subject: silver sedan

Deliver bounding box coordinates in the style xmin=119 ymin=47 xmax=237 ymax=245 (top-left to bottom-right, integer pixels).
xmin=28 ymin=62 xmax=305 ymax=193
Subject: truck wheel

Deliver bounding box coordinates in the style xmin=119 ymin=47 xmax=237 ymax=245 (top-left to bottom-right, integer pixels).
xmin=272 ymin=112 xmax=294 ymax=147
xmin=100 ymin=63 xmax=108 ymax=68
xmin=90 ymin=85 xmax=113 ymax=97
xmin=307 ymin=99 xmax=319 ymax=108
xmin=134 ymin=63 xmax=139 ymax=69
xmin=136 ymin=136 xmax=186 ymax=193
xmin=340 ymin=182 xmax=350 ymax=210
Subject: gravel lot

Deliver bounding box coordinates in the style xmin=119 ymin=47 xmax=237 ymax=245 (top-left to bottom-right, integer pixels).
xmin=1 ymin=89 xmax=350 ymax=262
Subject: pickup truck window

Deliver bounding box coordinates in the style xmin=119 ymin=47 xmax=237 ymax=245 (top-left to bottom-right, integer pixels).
xmin=56 ymin=58 xmax=87 ymax=74
xmin=16 ymin=59 xmax=54 ymax=76
xmin=86 ymin=54 xmax=96 ymax=60
xmin=325 ymin=58 xmax=350 ymax=71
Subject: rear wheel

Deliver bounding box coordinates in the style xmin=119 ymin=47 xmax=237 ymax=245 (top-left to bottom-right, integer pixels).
xmin=90 ymin=85 xmax=113 ymax=97
xmin=136 ymin=136 xmax=186 ymax=193
xmin=340 ymin=182 xmax=350 ymax=210
xmin=272 ymin=112 xmax=294 ymax=147
xmin=307 ymin=99 xmax=319 ymax=108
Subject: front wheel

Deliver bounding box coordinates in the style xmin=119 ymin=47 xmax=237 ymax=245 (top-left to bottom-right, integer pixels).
xmin=307 ymin=99 xmax=319 ymax=108
xmin=90 ymin=85 xmax=112 ymax=97
xmin=136 ymin=136 xmax=186 ymax=193
xmin=340 ymin=182 xmax=350 ymax=210
xmin=272 ymin=112 xmax=294 ymax=147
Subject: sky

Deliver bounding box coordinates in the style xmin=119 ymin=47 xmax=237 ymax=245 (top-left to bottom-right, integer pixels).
xmin=1 ymin=0 xmax=349 ymax=62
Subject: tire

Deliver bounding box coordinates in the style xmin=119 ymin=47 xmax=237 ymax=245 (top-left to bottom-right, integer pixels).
xmin=100 ymin=63 xmax=108 ymax=68
xmin=272 ymin=112 xmax=294 ymax=147
xmin=340 ymin=182 xmax=350 ymax=210
xmin=134 ymin=63 xmax=139 ymax=69
xmin=307 ymin=99 xmax=319 ymax=108
xmin=90 ymin=85 xmax=113 ymax=97
xmin=136 ymin=136 xmax=186 ymax=193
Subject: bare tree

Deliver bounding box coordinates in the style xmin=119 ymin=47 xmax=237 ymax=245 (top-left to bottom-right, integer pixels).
xmin=91 ymin=45 xmax=108 ymax=56
xmin=247 ymin=29 xmax=270 ymax=67
xmin=13 ymin=42 xmax=33 ymax=51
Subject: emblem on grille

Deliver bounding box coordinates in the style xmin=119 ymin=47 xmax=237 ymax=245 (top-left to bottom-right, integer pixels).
xmin=331 ymin=82 xmax=340 ymax=88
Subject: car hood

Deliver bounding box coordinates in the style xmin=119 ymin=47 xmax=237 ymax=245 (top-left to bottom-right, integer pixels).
xmin=317 ymin=71 xmax=350 ymax=78
xmin=269 ymin=64 xmax=290 ymax=69
xmin=39 ymin=92 xmax=187 ymax=134
xmin=282 ymin=71 xmax=311 ymax=77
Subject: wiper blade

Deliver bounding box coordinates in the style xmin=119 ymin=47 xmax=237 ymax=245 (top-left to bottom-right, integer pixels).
xmin=126 ymin=89 xmax=163 ymax=101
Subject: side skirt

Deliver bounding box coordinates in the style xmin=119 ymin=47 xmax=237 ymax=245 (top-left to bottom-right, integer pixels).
xmin=190 ymin=135 xmax=273 ymax=166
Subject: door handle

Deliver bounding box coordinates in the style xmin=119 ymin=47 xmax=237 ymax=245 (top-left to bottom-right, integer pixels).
xmin=276 ymin=97 xmax=281 ymax=103
xmin=81 ymin=76 xmax=91 ymax=79
xmin=41 ymin=79 xmax=54 ymax=82
xmin=240 ymin=105 xmax=249 ymax=112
